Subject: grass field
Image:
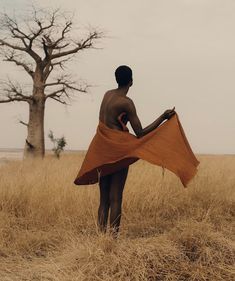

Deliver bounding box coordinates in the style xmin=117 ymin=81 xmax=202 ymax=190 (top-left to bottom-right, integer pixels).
xmin=0 ymin=154 xmax=234 ymax=281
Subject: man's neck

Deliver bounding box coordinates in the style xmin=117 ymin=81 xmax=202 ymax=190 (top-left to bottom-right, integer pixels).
xmin=117 ymin=86 xmax=129 ymax=96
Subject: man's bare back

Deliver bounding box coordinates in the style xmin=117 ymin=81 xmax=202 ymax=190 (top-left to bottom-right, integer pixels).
xmin=99 ymin=88 xmax=175 ymax=137
xmin=99 ymin=89 xmax=131 ymax=131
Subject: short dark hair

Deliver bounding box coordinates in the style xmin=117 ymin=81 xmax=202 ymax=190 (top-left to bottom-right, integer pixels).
xmin=115 ymin=65 xmax=132 ymax=87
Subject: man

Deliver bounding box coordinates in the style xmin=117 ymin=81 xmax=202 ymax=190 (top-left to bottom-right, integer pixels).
xmin=97 ymin=65 xmax=175 ymax=236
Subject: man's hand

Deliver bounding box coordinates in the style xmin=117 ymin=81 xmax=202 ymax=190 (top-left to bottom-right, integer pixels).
xmin=163 ymin=107 xmax=176 ymax=120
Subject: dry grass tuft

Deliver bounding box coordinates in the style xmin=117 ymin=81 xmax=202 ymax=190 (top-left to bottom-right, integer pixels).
xmin=0 ymin=154 xmax=234 ymax=280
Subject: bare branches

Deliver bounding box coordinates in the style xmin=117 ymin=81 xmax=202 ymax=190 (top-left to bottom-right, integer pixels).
xmin=43 ymin=55 xmax=73 ymax=80
xmin=0 ymin=9 xmax=58 ymax=63
xmin=3 ymin=50 xmax=34 ymax=78
xmin=45 ymin=75 xmax=88 ymax=105
xmin=50 ymin=30 xmax=102 ymax=60
xmin=31 ymin=8 xmax=57 ymax=40
xmin=0 ymin=97 xmax=25 ymax=104
xmin=47 ymin=20 xmax=72 ymax=50
xmin=0 ymin=7 xmax=103 ymax=105
xmin=42 ymin=35 xmax=53 ymax=61
xmin=0 ymin=79 xmax=33 ymax=103
xmin=0 ymin=39 xmax=26 ymax=52
xmin=18 ymin=119 xmax=29 ymax=127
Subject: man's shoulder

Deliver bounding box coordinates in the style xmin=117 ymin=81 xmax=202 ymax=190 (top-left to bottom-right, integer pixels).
xmin=122 ymin=96 xmax=134 ymax=106
xmin=103 ymin=90 xmax=134 ymax=109
xmin=103 ymin=89 xmax=115 ymax=97
xmin=104 ymin=90 xmax=112 ymax=96
xmin=125 ymin=96 xmax=133 ymax=103
xmin=118 ymin=96 xmax=135 ymax=113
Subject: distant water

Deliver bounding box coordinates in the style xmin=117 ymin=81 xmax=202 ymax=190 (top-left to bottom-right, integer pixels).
xmin=0 ymin=148 xmax=23 ymax=165
xmin=0 ymin=148 xmax=84 ymax=166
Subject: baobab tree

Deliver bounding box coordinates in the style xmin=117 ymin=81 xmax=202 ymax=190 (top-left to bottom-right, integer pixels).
xmin=0 ymin=8 xmax=102 ymax=158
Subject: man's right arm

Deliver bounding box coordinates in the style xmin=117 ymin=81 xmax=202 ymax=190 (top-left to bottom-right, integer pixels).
xmin=124 ymin=99 xmax=175 ymax=138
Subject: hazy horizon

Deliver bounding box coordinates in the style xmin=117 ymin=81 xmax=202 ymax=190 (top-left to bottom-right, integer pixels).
xmin=0 ymin=147 xmax=234 ymax=156
xmin=0 ymin=0 xmax=235 ymax=154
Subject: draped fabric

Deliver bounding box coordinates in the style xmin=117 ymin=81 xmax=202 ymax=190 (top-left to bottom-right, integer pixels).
xmin=74 ymin=113 xmax=199 ymax=187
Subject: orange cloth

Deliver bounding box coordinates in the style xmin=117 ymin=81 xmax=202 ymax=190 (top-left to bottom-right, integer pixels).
xmin=74 ymin=113 xmax=199 ymax=187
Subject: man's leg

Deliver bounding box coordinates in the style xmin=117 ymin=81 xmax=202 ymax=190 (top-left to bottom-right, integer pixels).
xmin=98 ymin=174 xmax=111 ymax=233
xmin=109 ymin=167 xmax=129 ymax=237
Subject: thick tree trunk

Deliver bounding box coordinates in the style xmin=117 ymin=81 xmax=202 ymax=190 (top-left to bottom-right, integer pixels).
xmin=24 ymin=68 xmax=46 ymax=158
xmin=24 ymin=97 xmax=45 ymax=158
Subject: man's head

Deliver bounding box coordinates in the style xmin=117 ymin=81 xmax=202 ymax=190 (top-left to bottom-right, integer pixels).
xmin=115 ymin=65 xmax=133 ymax=88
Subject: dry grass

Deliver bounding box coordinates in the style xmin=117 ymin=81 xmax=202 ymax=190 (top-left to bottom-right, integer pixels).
xmin=0 ymin=154 xmax=234 ymax=281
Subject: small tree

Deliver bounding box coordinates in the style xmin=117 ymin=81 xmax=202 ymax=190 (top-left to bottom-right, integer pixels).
xmin=0 ymin=7 xmax=102 ymax=158
xmin=48 ymin=130 xmax=67 ymax=158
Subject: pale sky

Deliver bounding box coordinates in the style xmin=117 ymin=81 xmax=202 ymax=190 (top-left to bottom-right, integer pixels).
xmin=0 ymin=0 xmax=234 ymax=154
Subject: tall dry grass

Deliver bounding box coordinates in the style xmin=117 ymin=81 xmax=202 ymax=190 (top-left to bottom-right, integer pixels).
xmin=0 ymin=154 xmax=234 ymax=281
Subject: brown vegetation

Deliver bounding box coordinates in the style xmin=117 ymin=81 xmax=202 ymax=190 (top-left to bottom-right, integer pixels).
xmin=0 ymin=154 xmax=234 ymax=280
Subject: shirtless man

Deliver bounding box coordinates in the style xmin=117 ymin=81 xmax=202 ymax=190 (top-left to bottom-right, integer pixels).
xmin=98 ymin=65 xmax=175 ymax=237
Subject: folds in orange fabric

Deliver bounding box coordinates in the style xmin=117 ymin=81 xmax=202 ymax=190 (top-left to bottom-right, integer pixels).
xmin=74 ymin=113 xmax=199 ymax=187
